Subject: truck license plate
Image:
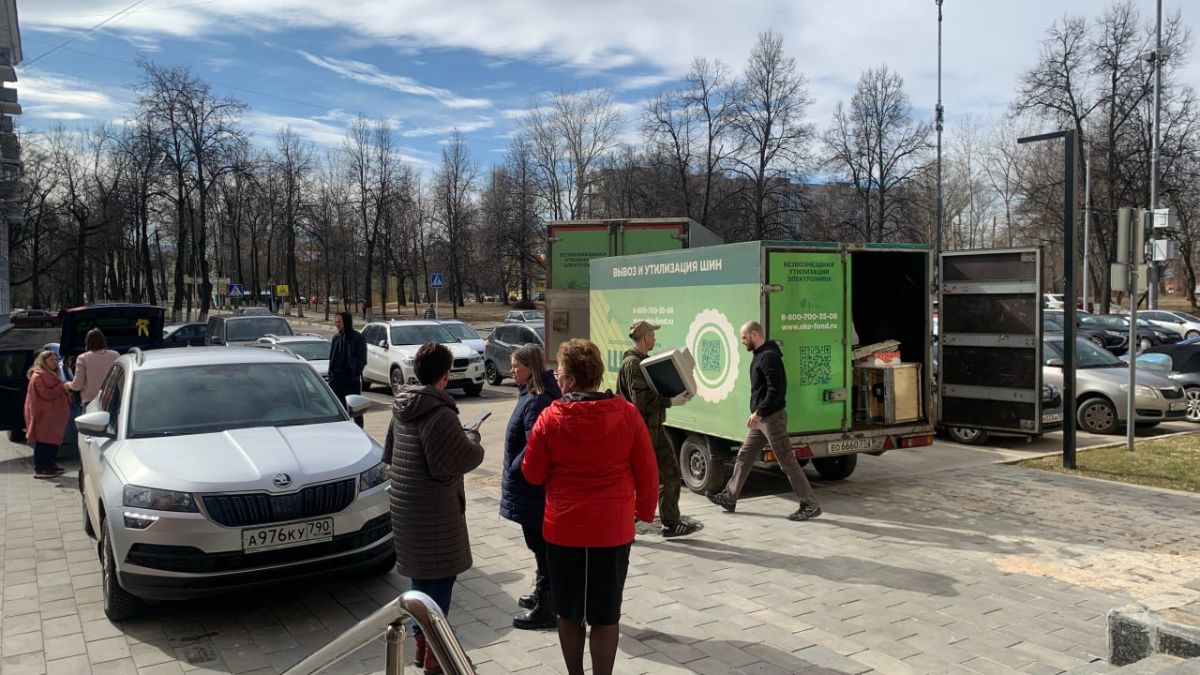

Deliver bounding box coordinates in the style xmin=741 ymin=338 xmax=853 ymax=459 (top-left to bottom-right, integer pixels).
xmin=829 ymin=438 xmax=873 ymax=455
xmin=243 ymin=518 xmax=333 ymax=553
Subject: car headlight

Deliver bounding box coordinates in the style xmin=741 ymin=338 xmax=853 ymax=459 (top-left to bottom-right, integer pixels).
xmin=1119 ymin=384 xmax=1159 ymax=398
xmin=123 ymin=485 xmax=199 ymax=512
xmin=401 ymin=357 xmax=415 ymax=367
xmin=469 ymin=355 xmax=483 ymax=363
xmin=359 ymin=461 xmax=390 ymax=491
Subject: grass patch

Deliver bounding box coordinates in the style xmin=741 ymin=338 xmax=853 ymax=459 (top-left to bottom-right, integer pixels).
xmin=1018 ymin=434 xmax=1200 ymax=493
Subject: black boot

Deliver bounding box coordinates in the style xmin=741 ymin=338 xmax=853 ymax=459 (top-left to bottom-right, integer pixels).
xmin=517 ymin=573 xmax=539 ymax=609
xmin=512 ymin=574 xmax=555 ymax=630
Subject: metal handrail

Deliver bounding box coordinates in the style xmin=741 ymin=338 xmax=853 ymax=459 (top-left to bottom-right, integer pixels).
xmin=283 ymin=590 xmax=475 ymax=675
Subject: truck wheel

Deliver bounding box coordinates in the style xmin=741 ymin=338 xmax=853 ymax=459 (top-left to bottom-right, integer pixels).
xmin=100 ymin=520 xmax=140 ymax=621
xmin=679 ymin=434 xmax=727 ymax=495
xmin=485 ymin=361 xmax=503 ymax=386
xmin=812 ymin=454 xmax=857 ymax=481
xmin=944 ymin=426 xmax=989 ymax=445
xmin=1078 ymin=397 xmax=1118 ymax=434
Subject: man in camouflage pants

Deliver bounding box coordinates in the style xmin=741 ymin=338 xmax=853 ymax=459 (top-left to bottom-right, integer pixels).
xmin=618 ymin=320 xmax=702 ymax=538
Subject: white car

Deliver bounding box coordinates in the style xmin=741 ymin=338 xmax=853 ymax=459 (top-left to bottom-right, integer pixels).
xmin=255 ymin=334 xmax=332 ymax=380
xmin=361 ymin=320 xmax=485 ymax=395
xmin=75 ymin=347 xmax=393 ymax=620
xmin=1139 ymin=310 xmax=1200 ymax=340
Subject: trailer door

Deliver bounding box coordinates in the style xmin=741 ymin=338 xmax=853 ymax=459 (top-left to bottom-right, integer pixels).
xmin=939 ymin=248 xmax=1044 ymax=435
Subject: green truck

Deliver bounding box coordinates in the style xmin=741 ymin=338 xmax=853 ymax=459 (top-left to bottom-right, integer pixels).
xmin=545 ymin=218 xmax=722 ymax=364
xmin=590 ymin=241 xmax=1047 ymax=489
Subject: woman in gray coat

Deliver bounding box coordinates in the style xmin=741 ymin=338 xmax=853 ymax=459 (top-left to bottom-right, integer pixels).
xmin=386 ymin=342 xmax=485 ymax=674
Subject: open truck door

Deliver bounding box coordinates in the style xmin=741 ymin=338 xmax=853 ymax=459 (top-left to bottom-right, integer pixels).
xmin=938 ymin=248 xmax=1044 ymax=438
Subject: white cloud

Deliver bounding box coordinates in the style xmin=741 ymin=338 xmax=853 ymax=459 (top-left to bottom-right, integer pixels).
xmin=481 ymin=81 xmax=517 ymax=91
xmin=615 ymin=74 xmax=677 ymax=91
xmin=17 ymin=71 xmax=123 ymax=121
xmin=298 ymin=51 xmax=491 ymax=109
xmin=244 ymin=111 xmax=431 ymax=165
xmin=401 ymin=118 xmax=495 ymax=138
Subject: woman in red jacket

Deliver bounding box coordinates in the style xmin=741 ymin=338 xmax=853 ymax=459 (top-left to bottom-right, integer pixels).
xmin=24 ymin=349 xmax=71 ymax=479
xmin=523 ymin=338 xmax=658 ymax=675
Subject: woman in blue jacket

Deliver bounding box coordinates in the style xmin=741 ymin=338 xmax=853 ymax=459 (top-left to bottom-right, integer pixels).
xmin=500 ymin=344 xmax=561 ymax=630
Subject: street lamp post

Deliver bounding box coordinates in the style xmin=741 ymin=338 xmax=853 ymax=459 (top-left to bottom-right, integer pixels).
xmin=1148 ymin=0 xmax=1164 ymax=309
xmin=1018 ymin=129 xmax=1078 ymax=469
xmin=1083 ymin=143 xmax=1091 ymax=313
xmin=935 ymin=0 xmax=945 ymax=254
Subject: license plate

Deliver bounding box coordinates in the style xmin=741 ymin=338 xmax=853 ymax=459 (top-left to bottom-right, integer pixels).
xmin=829 ymin=438 xmax=874 ymax=455
xmin=242 ymin=518 xmax=334 ymax=553
xmin=1170 ymin=401 xmax=1187 ymax=412
xmin=1042 ymin=412 xmax=1064 ymax=423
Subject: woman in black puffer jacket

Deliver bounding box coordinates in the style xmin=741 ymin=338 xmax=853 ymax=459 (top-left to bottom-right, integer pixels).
xmin=500 ymin=345 xmax=561 ymax=630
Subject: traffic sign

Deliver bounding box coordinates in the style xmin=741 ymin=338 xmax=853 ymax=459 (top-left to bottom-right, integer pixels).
xmin=227 ymin=283 xmax=244 ymax=298
xmin=430 ymin=273 xmax=446 ymax=289
xmin=275 ymin=284 xmax=290 ymax=297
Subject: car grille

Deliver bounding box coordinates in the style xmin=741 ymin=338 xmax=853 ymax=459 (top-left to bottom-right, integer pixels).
xmin=202 ymin=479 xmax=357 ymax=527
xmin=453 ymin=358 xmax=469 ymax=369
xmin=1161 ymin=388 xmax=1184 ymax=400
xmin=125 ymin=515 xmax=391 ymax=573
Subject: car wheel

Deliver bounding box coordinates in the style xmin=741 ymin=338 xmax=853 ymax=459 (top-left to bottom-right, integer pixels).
xmin=944 ymin=426 xmax=990 ymax=445
xmin=8 ymin=428 xmax=26 ymax=443
xmin=1188 ymin=330 xmax=1200 ymax=340
xmin=485 ymin=361 xmax=502 ymax=386
xmin=80 ymin=470 xmax=95 ymax=538
xmin=368 ymin=550 xmax=397 ymax=577
xmin=1088 ymin=336 xmax=1106 ymax=348
xmin=1138 ymin=337 xmax=1153 ymax=352
xmin=812 ymin=454 xmax=858 ymax=481
xmin=463 ymin=382 xmax=484 ymax=397
xmin=1185 ymin=388 xmax=1200 ymax=423
xmin=1077 ymin=397 xmax=1118 ymax=434
xmin=389 ymin=367 xmax=404 ymax=393
xmin=100 ymin=520 xmax=140 ymax=621
xmin=679 ymin=434 xmax=727 ymax=495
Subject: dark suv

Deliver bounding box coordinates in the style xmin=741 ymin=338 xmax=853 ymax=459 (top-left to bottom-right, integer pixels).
xmin=483 ymin=322 xmax=544 ymax=385
xmin=206 ymin=314 xmax=294 ymax=345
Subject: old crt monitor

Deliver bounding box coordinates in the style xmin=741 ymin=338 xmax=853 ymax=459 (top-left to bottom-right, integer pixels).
xmin=639 ymin=348 xmax=698 ymax=399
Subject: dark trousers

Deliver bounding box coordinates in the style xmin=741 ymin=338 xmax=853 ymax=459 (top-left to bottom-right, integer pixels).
xmin=649 ymin=425 xmax=682 ymax=527
xmin=330 ymin=375 xmax=364 ymax=428
xmin=33 ymin=442 xmax=58 ymax=473
xmin=726 ymin=409 xmax=819 ymax=506
xmin=410 ymin=576 xmax=456 ymax=636
xmin=522 ymin=525 xmax=548 ymax=579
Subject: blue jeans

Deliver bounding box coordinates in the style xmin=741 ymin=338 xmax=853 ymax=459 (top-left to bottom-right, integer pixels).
xmin=409 ymin=576 xmax=455 ymax=636
xmin=33 ymin=442 xmax=58 ymax=473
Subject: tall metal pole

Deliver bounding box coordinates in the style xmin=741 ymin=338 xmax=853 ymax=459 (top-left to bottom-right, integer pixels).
xmin=935 ymin=0 xmax=945 ymax=253
xmin=1147 ymin=0 xmax=1163 ymax=309
xmin=1127 ymin=208 xmax=1141 ymax=453
xmin=1083 ymin=144 xmax=1091 ymax=313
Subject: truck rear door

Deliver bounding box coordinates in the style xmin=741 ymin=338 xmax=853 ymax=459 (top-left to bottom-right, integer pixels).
xmin=939 ymin=248 xmax=1044 ymax=435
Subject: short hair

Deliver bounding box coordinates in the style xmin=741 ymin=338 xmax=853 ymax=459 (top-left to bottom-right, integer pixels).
xmin=513 ymin=345 xmax=547 ymax=396
xmin=414 ymin=342 xmax=452 ymax=385
xmin=743 ymin=321 xmax=763 ymax=336
xmin=556 ymin=339 xmax=604 ymax=391
xmin=86 ymin=328 xmax=107 ymax=352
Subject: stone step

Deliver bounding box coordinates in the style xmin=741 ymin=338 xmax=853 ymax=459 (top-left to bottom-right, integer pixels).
xmin=1111 ymin=654 xmax=1200 ymax=674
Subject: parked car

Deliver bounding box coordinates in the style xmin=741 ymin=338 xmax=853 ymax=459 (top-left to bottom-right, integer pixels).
xmin=1044 ymin=310 xmax=1128 ymax=354
xmin=1139 ymin=343 xmax=1200 ymax=423
xmin=11 ymin=308 xmax=61 ymax=328
xmin=255 ymin=333 xmax=332 ymax=380
xmin=1042 ymin=336 xmax=1187 ymax=434
xmin=237 ymin=306 xmax=274 ymax=316
xmin=438 ymin=319 xmax=485 ymax=354
xmin=1043 ymin=293 xmax=1065 ymax=310
xmin=504 ymin=310 xmax=544 ymax=323
xmin=162 ymin=323 xmax=207 ymax=347
xmin=361 ymin=320 xmax=484 ymax=395
xmin=75 ymin=347 xmax=393 ymax=620
xmin=206 ymin=314 xmax=293 ymax=345
xmin=1138 ymin=310 xmax=1200 ymax=340
xmin=1093 ymin=314 xmax=1180 ymax=352
xmin=483 ymin=321 xmax=545 ymax=386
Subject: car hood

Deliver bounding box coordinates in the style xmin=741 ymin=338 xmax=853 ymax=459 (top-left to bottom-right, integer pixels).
xmin=114 ymin=422 xmax=381 ymax=493
xmin=460 ymin=339 xmax=485 ymax=354
xmin=391 ymin=343 xmax=477 ymax=358
xmin=1075 ymin=366 xmax=1178 ymax=389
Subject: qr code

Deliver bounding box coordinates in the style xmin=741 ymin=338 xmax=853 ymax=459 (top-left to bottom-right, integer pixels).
xmin=699 ymin=337 xmax=722 ymax=372
xmin=796 ymin=345 xmax=832 ymax=386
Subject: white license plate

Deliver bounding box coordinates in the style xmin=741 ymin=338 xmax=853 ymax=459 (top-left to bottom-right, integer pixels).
xmin=1170 ymin=401 xmax=1187 ymax=412
xmin=829 ymin=438 xmax=874 ymax=455
xmin=1042 ymin=412 xmax=1064 ymax=423
xmin=242 ymin=518 xmax=334 ymax=553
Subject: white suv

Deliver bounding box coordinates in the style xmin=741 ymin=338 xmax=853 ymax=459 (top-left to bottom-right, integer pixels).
xmin=76 ymin=347 xmax=393 ymax=620
xmin=361 ymin=320 xmax=485 ymax=395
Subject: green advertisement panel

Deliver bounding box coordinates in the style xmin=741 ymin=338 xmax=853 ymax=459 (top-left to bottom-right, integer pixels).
xmin=591 ymin=284 xmax=761 ymax=443
xmin=620 ymin=226 xmax=683 ymax=256
xmin=767 ymin=251 xmax=850 ymax=434
xmin=550 ymin=227 xmax=610 ymax=290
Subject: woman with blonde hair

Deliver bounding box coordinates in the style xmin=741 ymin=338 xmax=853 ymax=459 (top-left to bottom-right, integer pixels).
xmin=500 ymin=344 xmax=561 ymax=630
xmin=69 ymin=328 xmax=119 ymax=406
xmin=25 ymin=349 xmax=72 ymax=479
xmin=523 ymin=338 xmax=658 ymax=675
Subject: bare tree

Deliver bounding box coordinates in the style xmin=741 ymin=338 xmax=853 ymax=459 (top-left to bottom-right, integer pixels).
xmin=433 ymin=132 xmax=478 ymax=317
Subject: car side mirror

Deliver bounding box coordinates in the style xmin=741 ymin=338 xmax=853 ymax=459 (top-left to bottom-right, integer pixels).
xmin=378 ymin=340 xmax=388 ymax=348
xmin=76 ymin=411 xmax=113 ymax=437
xmin=344 ymin=394 xmax=371 ymax=416
xmin=1046 ymin=358 xmax=1064 ymax=367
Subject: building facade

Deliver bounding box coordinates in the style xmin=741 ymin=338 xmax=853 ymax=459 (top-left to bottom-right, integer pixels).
xmin=0 ymin=0 xmax=20 ymax=327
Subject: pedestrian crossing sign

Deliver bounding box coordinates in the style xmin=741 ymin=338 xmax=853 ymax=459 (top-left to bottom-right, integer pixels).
xmin=431 ymin=273 xmax=446 ymax=289
xmin=227 ymin=283 xmax=244 ymax=298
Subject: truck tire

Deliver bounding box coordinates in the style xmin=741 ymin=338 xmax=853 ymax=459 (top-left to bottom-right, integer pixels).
xmin=679 ymin=434 xmax=727 ymax=495
xmin=812 ymin=454 xmax=857 ymax=481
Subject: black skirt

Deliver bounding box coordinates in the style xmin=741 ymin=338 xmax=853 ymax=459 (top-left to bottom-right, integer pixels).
xmin=545 ymin=542 xmax=632 ymax=626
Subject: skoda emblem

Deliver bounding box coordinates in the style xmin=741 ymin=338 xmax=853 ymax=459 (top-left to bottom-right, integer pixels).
xmin=272 ymin=473 xmax=292 ymax=489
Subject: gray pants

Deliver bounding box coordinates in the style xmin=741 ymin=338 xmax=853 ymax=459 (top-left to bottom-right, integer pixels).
xmin=725 ymin=409 xmax=820 ymax=506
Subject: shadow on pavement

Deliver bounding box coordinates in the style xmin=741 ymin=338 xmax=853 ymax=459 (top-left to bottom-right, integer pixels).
xmin=622 ymin=626 xmax=854 ymax=674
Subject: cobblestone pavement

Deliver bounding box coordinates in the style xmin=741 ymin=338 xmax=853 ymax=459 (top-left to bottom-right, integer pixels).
xmin=2 ymin=413 xmax=1199 ymax=674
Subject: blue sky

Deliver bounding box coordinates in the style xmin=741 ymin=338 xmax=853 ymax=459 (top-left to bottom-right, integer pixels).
xmin=16 ymin=0 xmax=1195 ymax=169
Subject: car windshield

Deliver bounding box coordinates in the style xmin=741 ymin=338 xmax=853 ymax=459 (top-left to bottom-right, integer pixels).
xmin=285 ymin=341 xmax=330 ymax=361
xmin=1043 ymin=314 xmax=1065 ymax=330
xmin=443 ymin=323 xmax=480 ymax=341
xmin=1043 ymin=338 xmax=1124 ymax=368
xmin=524 ymin=311 xmax=544 ymax=320
xmin=391 ymin=324 xmax=457 ymax=345
xmin=1175 ymin=312 xmax=1200 ymax=323
xmin=128 ymin=362 xmax=344 ymax=437
xmin=226 ymin=318 xmax=293 ymax=341
xmin=531 ymin=325 xmax=545 ymax=341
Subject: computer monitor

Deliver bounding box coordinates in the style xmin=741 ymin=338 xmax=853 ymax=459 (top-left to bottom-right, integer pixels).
xmin=639 ymin=348 xmax=698 ymax=399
